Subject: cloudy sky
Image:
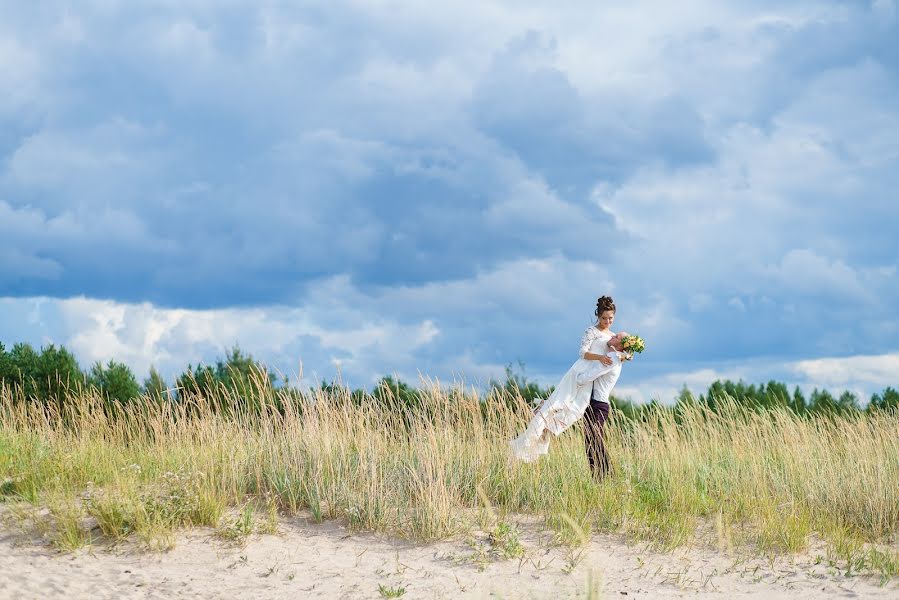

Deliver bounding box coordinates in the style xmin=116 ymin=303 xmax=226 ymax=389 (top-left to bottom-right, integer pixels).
xmin=1 ymin=0 xmax=898 ymax=402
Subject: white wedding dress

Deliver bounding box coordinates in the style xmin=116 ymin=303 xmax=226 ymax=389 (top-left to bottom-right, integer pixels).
xmin=509 ymin=328 xmax=621 ymax=463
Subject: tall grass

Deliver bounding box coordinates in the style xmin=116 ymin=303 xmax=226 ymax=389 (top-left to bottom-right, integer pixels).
xmin=1 ymin=381 xmax=897 ymax=575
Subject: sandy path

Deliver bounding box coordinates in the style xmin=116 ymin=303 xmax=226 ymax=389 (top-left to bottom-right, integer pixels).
xmin=1 ymin=510 xmax=896 ymax=599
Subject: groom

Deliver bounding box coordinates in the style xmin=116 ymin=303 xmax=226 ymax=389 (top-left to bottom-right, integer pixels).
xmin=583 ymin=332 xmax=630 ymax=479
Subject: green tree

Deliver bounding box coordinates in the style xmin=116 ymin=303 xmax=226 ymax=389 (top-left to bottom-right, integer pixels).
xmin=144 ymin=366 xmax=168 ymax=400
xmin=808 ymin=389 xmax=860 ymax=414
xmin=701 ymin=379 xmax=815 ymax=414
xmin=675 ymin=384 xmax=697 ymax=407
xmin=372 ymin=375 xmax=421 ymax=411
xmin=808 ymin=388 xmax=837 ymax=413
xmin=762 ymin=380 xmax=790 ymax=408
xmin=214 ymin=346 xmax=275 ymax=394
xmin=1 ymin=342 xmax=84 ymax=403
xmin=701 ymin=379 xmax=764 ymax=410
xmin=176 ymin=363 xmax=218 ymax=398
xmin=489 ymin=361 xmax=554 ymax=408
xmin=790 ymin=386 xmax=807 ymax=414
xmin=88 ymin=360 xmax=141 ymax=403
xmin=699 ymin=380 xmax=726 ymax=411
xmin=700 ymin=379 xmax=766 ymax=409
xmin=175 ymin=347 xmax=274 ymax=408
xmin=8 ymin=343 xmax=41 ymax=398
xmin=609 ymin=394 xmax=638 ymax=419
xmin=869 ymin=386 xmax=899 ymax=412
xmin=0 ymin=342 xmax=14 ymax=384
xmin=36 ymin=344 xmax=84 ymax=402
xmin=836 ymin=390 xmax=861 ymax=413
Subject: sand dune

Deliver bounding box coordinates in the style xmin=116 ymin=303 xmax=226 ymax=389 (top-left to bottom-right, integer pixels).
xmin=1 ymin=509 xmax=895 ymax=599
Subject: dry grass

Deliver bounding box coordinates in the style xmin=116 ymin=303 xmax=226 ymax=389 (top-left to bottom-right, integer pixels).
xmin=0 ymin=381 xmax=897 ymax=577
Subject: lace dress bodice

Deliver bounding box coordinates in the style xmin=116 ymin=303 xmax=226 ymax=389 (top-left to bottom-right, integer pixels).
xmin=579 ymin=326 xmax=613 ymax=358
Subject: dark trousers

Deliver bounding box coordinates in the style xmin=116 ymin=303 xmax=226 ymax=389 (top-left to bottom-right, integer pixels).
xmin=584 ymin=399 xmax=611 ymax=479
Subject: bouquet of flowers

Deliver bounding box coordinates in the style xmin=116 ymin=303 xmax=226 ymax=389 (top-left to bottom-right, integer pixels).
xmin=620 ymin=334 xmax=645 ymax=355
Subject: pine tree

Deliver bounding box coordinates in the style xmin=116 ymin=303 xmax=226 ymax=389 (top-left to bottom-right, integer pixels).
xmin=144 ymin=366 xmax=168 ymax=400
xmin=790 ymin=386 xmax=807 ymax=414
xmin=88 ymin=360 xmax=141 ymax=403
xmin=36 ymin=344 xmax=84 ymax=402
xmin=9 ymin=343 xmax=41 ymax=398
xmin=869 ymin=387 xmax=899 ymax=411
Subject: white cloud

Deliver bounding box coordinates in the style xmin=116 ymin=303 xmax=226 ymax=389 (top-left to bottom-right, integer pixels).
xmin=790 ymin=353 xmax=899 ymax=389
xmin=0 ymin=252 xmax=612 ymax=387
xmin=1 ymin=294 xmax=443 ymax=389
xmin=0 ymin=36 xmax=42 ymax=116
xmin=590 ymin=54 xmax=899 ymax=362
xmin=764 ymin=249 xmax=874 ymax=303
xmin=615 ymin=366 xmax=744 ymax=405
xmin=0 ymin=1 xmax=897 ymax=399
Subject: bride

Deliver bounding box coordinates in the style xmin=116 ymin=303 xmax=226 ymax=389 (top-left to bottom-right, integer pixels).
xmin=510 ymin=295 xmax=628 ymax=465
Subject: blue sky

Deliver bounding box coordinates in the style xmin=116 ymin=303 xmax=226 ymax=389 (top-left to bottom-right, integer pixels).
xmin=1 ymin=1 xmax=898 ymax=402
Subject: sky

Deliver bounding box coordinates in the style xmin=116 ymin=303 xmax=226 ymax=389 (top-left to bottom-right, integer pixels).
xmin=1 ymin=0 xmax=898 ymax=403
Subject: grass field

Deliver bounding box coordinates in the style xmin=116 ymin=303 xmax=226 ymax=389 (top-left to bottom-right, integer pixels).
xmin=1 ymin=381 xmax=897 ymax=577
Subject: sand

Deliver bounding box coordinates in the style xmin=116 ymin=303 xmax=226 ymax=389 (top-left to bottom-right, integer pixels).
xmin=1 ymin=507 xmax=896 ymax=599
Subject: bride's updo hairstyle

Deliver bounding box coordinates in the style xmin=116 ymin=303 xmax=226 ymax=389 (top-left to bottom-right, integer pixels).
xmin=594 ymin=295 xmax=616 ymax=318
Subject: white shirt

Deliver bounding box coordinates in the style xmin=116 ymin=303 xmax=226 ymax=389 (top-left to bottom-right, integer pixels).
xmin=578 ymin=326 xmax=621 ymax=404
xmin=591 ymin=352 xmax=621 ymax=404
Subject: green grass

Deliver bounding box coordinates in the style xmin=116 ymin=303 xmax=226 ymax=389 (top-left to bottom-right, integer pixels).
xmin=0 ymin=382 xmax=897 ymax=578
xmin=378 ymin=583 xmax=406 ymax=598
xmin=488 ymin=521 xmax=524 ymax=558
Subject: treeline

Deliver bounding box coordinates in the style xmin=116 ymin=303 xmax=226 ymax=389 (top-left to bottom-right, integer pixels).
xmin=1 ymin=341 xmax=897 ymax=417
xmin=469 ymin=362 xmax=898 ymax=416
xmin=0 ymin=342 xmax=277 ymax=405
xmin=672 ymin=379 xmax=899 ymax=414
xmin=490 ymin=363 xmax=899 ymax=418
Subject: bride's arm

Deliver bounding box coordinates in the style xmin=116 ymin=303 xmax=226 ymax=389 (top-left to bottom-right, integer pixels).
xmin=580 ymin=329 xmax=613 ymax=364
xmin=583 ymin=351 xmax=613 ymax=365
xmin=584 ymin=343 xmax=614 ymax=365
